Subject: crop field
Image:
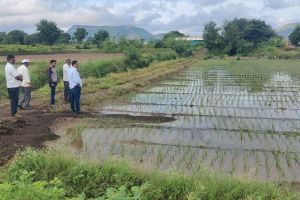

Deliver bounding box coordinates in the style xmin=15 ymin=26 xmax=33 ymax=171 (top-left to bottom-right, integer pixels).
xmin=80 ymin=59 xmax=300 ymax=183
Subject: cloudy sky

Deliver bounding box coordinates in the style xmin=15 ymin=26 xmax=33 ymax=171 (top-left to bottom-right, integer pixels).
xmin=0 ymin=0 xmax=300 ymax=35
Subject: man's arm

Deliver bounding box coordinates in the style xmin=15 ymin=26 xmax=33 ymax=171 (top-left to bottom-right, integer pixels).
xmin=48 ymin=68 xmax=53 ymax=83
xmin=12 ymin=67 xmax=22 ymax=81
xmin=73 ymin=71 xmax=82 ymax=87
xmin=24 ymin=68 xmax=32 ymax=87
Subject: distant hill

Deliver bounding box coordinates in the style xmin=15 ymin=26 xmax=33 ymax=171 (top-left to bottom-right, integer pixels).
xmin=67 ymin=25 xmax=163 ymax=41
xmin=277 ymin=22 xmax=300 ymax=39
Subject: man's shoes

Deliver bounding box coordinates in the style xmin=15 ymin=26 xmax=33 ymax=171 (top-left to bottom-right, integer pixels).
xmin=13 ymin=113 xmax=22 ymax=118
xmin=50 ymin=105 xmax=56 ymax=109
xmin=76 ymin=112 xmax=81 ymax=114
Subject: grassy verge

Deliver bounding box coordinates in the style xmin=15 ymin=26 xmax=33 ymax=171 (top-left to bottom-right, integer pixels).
xmin=0 ymin=149 xmax=297 ymax=200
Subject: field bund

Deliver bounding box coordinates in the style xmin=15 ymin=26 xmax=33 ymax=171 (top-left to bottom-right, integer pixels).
xmin=77 ymin=60 xmax=300 ymax=183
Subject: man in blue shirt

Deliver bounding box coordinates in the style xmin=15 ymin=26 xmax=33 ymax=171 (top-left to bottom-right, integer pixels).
xmin=68 ymin=60 xmax=82 ymax=114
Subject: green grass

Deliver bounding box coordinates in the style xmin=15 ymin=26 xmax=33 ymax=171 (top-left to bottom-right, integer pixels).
xmin=0 ymin=44 xmax=82 ymax=56
xmin=0 ymin=149 xmax=298 ymax=200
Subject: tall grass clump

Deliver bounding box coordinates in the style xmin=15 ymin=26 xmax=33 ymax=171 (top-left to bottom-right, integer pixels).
xmin=2 ymin=149 xmax=298 ymax=200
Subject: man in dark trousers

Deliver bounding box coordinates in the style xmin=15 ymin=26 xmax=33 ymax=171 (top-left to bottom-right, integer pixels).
xmin=18 ymin=59 xmax=32 ymax=109
xmin=63 ymin=59 xmax=71 ymax=102
xmin=48 ymin=59 xmax=57 ymax=108
xmin=5 ymin=55 xmax=23 ymax=117
xmin=68 ymin=60 xmax=82 ymax=114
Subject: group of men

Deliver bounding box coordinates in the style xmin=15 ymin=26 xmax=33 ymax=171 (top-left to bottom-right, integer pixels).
xmin=4 ymin=55 xmax=82 ymax=117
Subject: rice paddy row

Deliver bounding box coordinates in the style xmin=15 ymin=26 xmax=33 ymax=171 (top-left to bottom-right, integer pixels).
xmin=79 ymin=59 xmax=300 ymax=183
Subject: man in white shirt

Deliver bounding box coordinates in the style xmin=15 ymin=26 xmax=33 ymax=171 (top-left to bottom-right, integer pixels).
xmin=63 ymin=59 xmax=71 ymax=102
xmin=68 ymin=60 xmax=82 ymax=114
xmin=18 ymin=59 xmax=32 ymax=109
xmin=5 ymin=55 xmax=23 ymax=117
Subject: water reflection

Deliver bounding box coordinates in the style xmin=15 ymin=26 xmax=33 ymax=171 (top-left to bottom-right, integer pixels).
xmin=81 ymin=67 xmax=300 ymax=182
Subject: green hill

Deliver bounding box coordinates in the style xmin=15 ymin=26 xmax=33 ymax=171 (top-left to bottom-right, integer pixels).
xmin=277 ymin=22 xmax=300 ymax=39
xmin=67 ymin=25 xmax=163 ymax=41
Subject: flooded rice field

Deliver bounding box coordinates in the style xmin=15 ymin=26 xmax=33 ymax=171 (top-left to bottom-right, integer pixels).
xmin=81 ymin=62 xmax=300 ymax=183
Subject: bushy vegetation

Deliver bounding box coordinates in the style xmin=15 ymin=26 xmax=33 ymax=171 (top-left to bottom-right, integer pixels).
xmin=0 ymin=149 xmax=297 ymax=200
xmin=203 ymin=18 xmax=276 ymax=56
xmin=289 ymin=26 xmax=300 ymax=46
xmin=152 ymin=31 xmax=194 ymax=58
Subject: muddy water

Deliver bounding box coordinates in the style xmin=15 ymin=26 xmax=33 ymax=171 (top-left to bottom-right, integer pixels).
xmin=81 ymin=67 xmax=300 ymax=182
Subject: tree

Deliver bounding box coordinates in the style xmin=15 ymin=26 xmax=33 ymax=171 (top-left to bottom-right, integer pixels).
xmin=0 ymin=32 xmax=6 ymax=44
xmin=6 ymin=30 xmax=27 ymax=44
xmin=93 ymin=30 xmax=109 ymax=47
xmin=203 ymin=21 xmax=223 ymax=54
xmin=74 ymin=28 xmax=88 ymax=43
xmin=24 ymin=33 xmax=42 ymax=45
xmin=36 ymin=19 xmax=61 ymax=45
xmin=210 ymin=18 xmax=276 ymax=56
xmin=57 ymin=32 xmax=71 ymax=44
xmin=289 ymin=26 xmax=300 ymax=46
xmin=243 ymin=19 xmax=275 ymax=44
xmin=163 ymin=31 xmax=185 ymax=40
xmin=222 ymin=18 xmax=248 ymax=55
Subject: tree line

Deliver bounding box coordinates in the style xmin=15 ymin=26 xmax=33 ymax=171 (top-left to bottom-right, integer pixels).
xmin=203 ymin=18 xmax=300 ymax=56
xmin=0 ymin=19 xmax=111 ymax=46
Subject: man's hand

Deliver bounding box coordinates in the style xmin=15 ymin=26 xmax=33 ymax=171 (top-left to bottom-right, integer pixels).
xmin=15 ymin=75 xmax=23 ymax=81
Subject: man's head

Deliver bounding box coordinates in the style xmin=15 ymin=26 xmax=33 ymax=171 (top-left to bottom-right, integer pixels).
xmin=65 ymin=59 xmax=71 ymax=65
xmin=72 ymin=60 xmax=79 ymax=68
xmin=50 ymin=59 xmax=57 ymax=67
xmin=22 ymin=59 xmax=30 ymax=67
xmin=7 ymin=55 xmax=16 ymax=64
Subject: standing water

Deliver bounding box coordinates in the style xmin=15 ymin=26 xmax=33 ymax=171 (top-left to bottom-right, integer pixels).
xmin=81 ymin=65 xmax=300 ymax=183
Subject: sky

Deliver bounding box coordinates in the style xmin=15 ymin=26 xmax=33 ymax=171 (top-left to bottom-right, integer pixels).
xmin=0 ymin=0 xmax=300 ymax=36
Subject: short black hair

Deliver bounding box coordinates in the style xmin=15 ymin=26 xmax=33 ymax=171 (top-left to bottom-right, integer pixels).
xmin=50 ymin=59 xmax=57 ymax=64
xmin=72 ymin=60 xmax=78 ymax=66
xmin=7 ymin=55 xmax=15 ymax=61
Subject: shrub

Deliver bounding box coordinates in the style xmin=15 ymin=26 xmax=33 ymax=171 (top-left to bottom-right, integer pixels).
xmin=0 ymin=171 xmax=66 ymax=200
xmin=4 ymin=149 xmax=298 ymax=200
xmin=124 ymin=48 xmax=150 ymax=69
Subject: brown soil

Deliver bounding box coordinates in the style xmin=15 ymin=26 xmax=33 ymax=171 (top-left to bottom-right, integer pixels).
xmin=0 ymin=101 xmax=97 ymax=166
xmin=0 ymin=53 xmax=122 ymax=63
